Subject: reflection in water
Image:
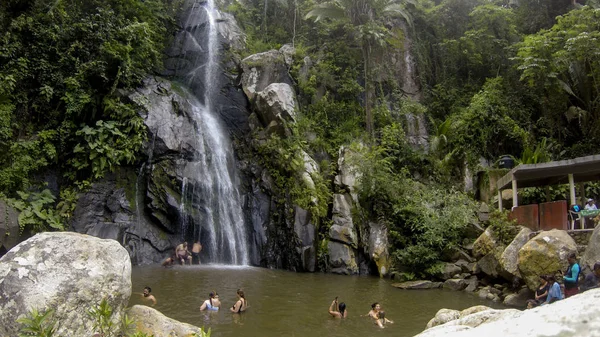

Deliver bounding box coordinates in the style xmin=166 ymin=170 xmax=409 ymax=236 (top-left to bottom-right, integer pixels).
xmin=130 ymin=266 xmax=505 ymax=337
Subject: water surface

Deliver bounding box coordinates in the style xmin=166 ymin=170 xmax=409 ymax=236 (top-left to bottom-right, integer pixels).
xmin=131 ymin=265 xmax=504 ymax=337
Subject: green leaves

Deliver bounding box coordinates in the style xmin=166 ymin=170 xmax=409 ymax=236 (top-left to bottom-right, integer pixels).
xmin=17 ymin=308 xmax=57 ymax=337
xmin=9 ymin=189 xmax=64 ymax=234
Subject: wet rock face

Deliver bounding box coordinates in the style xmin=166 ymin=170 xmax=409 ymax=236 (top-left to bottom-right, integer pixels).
xmin=163 ymin=0 xmax=250 ymax=136
xmin=328 ymin=241 xmax=359 ymax=275
xmin=241 ymin=49 xmax=294 ymax=102
xmin=0 ymin=200 xmax=20 ymax=255
xmin=0 ymin=232 xmax=131 ymax=337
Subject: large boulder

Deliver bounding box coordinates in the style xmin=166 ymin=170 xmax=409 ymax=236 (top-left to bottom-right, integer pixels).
xmin=476 ymin=250 xmax=502 ymax=278
xmin=368 ymin=222 xmax=390 ymax=277
xmin=391 ymin=280 xmax=443 ymax=290
xmin=518 ymin=229 xmax=577 ymax=290
xmin=415 ymin=289 xmax=600 ymax=337
xmin=499 ymin=226 xmax=532 ymax=281
xmin=502 ymin=287 xmax=534 ymax=308
xmin=443 ymin=279 xmax=467 ymax=291
xmin=436 ymin=263 xmax=462 ymax=280
xmin=129 ymin=305 xmax=204 ymax=337
xmin=254 ymin=83 xmax=298 ymax=136
xmin=0 ymin=200 xmax=20 ymax=254
xmin=472 ymin=228 xmax=502 ymax=259
xmin=241 ymin=50 xmax=294 ymax=102
xmin=0 ymin=232 xmax=131 ymax=337
xmin=582 ymin=224 xmax=600 ymax=272
xmin=426 ymin=308 xmax=460 ymax=329
xmin=327 ymin=241 xmax=358 ymax=275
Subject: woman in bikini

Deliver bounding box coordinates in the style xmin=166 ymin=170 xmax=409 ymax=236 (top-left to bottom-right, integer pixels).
xmin=200 ymin=291 xmax=221 ymax=311
xmin=230 ymin=289 xmax=247 ymax=313
xmin=328 ymin=297 xmax=348 ymax=318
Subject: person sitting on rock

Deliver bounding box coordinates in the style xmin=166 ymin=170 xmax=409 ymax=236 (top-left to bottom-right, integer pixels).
xmin=581 ymin=262 xmax=600 ymax=292
xmin=328 ymin=297 xmax=347 ymax=318
xmin=526 ymin=275 xmax=549 ymax=309
xmin=375 ymin=310 xmax=393 ymax=328
xmin=563 ymin=253 xmax=580 ymax=298
xmin=161 ymin=255 xmax=176 ymax=267
xmin=542 ymin=275 xmax=563 ymax=305
xmin=176 ymin=242 xmax=192 ymax=265
xmin=138 ymin=286 xmax=157 ymax=306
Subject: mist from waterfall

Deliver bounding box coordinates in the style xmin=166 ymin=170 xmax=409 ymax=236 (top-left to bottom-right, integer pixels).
xmin=176 ymin=0 xmax=249 ymax=265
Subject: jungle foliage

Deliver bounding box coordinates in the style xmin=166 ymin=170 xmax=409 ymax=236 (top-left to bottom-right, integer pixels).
xmin=228 ymin=0 xmax=600 ymax=273
xmin=0 ymin=0 xmax=180 ymax=232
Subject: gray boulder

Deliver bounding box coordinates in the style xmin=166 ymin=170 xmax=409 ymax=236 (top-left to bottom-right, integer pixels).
xmin=415 ymin=289 xmax=600 ymax=337
xmin=499 ymin=226 xmax=532 ymax=281
xmin=0 ymin=200 xmax=20 ymax=254
xmin=472 ymin=228 xmax=502 ymax=259
xmin=0 ymin=232 xmax=131 ymax=337
xmin=241 ymin=50 xmax=293 ymax=102
xmin=426 ymin=308 xmax=460 ymax=329
xmin=502 ymin=288 xmax=534 ymax=308
xmin=518 ymin=229 xmax=577 ymax=290
xmin=391 ymin=280 xmax=443 ymax=290
xmin=327 ymin=241 xmax=358 ymax=275
xmin=129 ymin=305 xmax=204 ymax=337
xmin=444 ymin=279 xmax=467 ymax=291
xmin=582 ymin=224 xmax=600 ymax=271
xmin=254 ymin=83 xmax=298 ymax=136
xmin=437 ymin=263 xmax=462 ymax=280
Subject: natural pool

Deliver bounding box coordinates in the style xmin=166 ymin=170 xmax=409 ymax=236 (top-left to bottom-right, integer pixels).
xmin=130 ymin=265 xmax=504 ymax=337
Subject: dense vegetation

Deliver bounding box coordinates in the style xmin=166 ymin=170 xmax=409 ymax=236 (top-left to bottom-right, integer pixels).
xmin=0 ymin=0 xmax=179 ymax=230
xmin=3 ymin=0 xmax=600 ymax=276
xmin=228 ymin=0 xmax=600 ymax=275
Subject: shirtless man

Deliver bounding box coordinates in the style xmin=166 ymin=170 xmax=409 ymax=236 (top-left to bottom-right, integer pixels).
xmin=139 ymin=286 xmax=157 ymax=306
xmin=192 ymin=241 xmax=202 ymax=265
xmin=176 ymin=242 xmax=192 ymax=265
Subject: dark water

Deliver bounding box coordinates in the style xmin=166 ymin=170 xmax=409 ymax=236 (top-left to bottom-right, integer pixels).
xmin=130 ymin=265 xmax=504 ymax=337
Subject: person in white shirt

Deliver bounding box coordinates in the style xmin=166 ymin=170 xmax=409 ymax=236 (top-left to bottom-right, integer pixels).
xmin=585 ymin=198 xmax=597 ymax=210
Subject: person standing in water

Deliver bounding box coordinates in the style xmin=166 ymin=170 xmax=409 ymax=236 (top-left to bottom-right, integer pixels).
xmin=175 ymin=242 xmax=192 ymax=265
xmin=137 ymin=286 xmax=157 ymax=306
xmin=230 ymin=289 xmax=247 ymax=313
xmin=200 ymin=291 xmax=221 ymax=311
xmin=328 ymin=297 xmax=347 ymax=318
xmin=192 ymin=241 xmax=202 ymax=265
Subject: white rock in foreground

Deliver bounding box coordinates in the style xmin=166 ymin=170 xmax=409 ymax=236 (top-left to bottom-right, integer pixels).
xmin=129 ymin=305 xmax=204 ymax=337
xmin=0 ymin=232 xmax=131 ymax=337
xmin=414 ymin=289 xmax=600 ymax=337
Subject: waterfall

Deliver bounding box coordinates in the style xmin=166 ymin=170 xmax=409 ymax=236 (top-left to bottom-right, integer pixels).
xmin=175 ymin=0 xmax=249 ymax=265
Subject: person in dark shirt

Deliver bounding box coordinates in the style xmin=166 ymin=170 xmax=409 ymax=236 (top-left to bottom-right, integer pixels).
xmin=581 ymin=262 xmax=600 ymax=292
xmin=527 ymin=275 xmax=550 ymax=309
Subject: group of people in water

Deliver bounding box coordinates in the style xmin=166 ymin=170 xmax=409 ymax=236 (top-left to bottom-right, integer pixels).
xmin=162 ymin=241 xmax=203 ymax=266
xmin=138 ymin=287 xmax=247 ymax=313
xmin=326 ymin=298 xmax=394 ymax=328
xmin=526 ymin=253 xmax=600 ymax=309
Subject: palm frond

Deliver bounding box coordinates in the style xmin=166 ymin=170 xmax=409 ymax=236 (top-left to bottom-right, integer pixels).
xmin=305 ymin=3 xmax=346 ymax=22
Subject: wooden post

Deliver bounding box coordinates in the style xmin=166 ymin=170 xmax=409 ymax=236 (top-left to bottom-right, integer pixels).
xmin=512 ymin=178 xmax=518 ymax=208
xmin=569 ymin=174 xmax=576 ymax=206
xmin=498 ymin=189 xmax=503 ymax=211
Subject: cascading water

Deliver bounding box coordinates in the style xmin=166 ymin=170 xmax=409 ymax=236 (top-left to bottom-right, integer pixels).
xmin=175 ymin=0 xmax=249 ymax=265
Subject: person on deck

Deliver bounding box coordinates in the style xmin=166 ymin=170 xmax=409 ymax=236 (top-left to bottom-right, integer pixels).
xmin=581 ymin=262 xmax=600 ymax=292
xmin=563 ymin=253 xmax=581 ymax=298
xmin=585 ymin=199 xmax=597 ymax=211
xmin=328 ymin=297 xmax=347 ymax=318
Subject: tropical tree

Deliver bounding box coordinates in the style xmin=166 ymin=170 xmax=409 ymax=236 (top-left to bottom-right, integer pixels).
xmin=305 ymin=0 xmax=415 ymax=138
